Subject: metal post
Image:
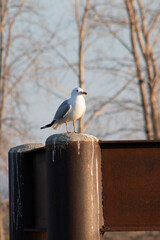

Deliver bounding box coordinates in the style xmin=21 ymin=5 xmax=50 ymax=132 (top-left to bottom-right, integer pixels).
xmin=8 ymin=143 xmax=45 ymax=240
xmin=46 ymin=133 xmax=104 ymax=240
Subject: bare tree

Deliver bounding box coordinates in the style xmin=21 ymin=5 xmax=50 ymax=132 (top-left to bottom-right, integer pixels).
xmin=87 ymin=0 xmax=160 ymax=140
xmin=0 ymin=0 xmax=5 ymax=163
xmin=0 ymin=0 xmax=49 ymax=171
xmin=124 ymin=0 xmax=160 ymax=139
xmin=75 ymin=0 xmax=91 ymax=132
xmin=0 ymin=193 xmax=5 ymax=240
xmin=75 ymin=0 xmax=110 ymax=133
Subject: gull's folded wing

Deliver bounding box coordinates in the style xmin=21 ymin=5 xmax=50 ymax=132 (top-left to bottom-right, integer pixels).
xmin=54 ymin=100 xmax=72 ymax=120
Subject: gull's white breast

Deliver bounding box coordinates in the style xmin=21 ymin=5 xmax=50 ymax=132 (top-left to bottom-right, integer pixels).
xmin=67 ymin=95 xmax=86 ymax=120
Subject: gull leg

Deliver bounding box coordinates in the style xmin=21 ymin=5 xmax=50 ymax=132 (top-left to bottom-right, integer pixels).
xmin=73 ymin=120 xmax=76 ymax=133
xmin=66 ymin=121 xmax=69 ymax=133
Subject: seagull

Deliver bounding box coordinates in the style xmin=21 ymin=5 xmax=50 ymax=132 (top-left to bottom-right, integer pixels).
xmin=40 ymin=87 xmax=87 ymax=133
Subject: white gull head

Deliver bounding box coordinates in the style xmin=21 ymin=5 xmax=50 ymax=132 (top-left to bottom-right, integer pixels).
xmin=71 ymin=87 xmax=87 ymax=97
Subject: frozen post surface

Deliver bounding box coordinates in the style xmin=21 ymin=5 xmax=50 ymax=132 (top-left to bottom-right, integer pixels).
xmin=46 ymin=133 xmax=103 ymax=240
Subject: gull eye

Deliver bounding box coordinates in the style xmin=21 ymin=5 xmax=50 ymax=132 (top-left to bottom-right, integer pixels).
xmin=76 ymin=89 xmax=79 ymax=92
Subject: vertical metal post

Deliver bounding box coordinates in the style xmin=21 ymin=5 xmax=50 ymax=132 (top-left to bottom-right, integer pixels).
xmin=46 ymin=133 xmax=104 ymax=240
xmin=8 ymin=143 xmax=44 ymax=240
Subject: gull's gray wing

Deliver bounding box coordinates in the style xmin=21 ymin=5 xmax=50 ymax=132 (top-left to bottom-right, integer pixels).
xmin=54 ymin=100 xmax=72 ymax=120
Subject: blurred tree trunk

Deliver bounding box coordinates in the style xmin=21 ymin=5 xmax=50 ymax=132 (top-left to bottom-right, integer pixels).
xmin=0 ymin=193 xmax=5 ymax=240
xmin=0 ymin=0 xmax=4 ymax=159
xmin=125 ymin=0 xmax=160 ymax=139
xmin=75 ymin=0 xmax=91 ymax=133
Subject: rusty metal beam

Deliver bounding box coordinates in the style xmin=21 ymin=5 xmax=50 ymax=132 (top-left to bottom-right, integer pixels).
xmin=100 ymin=140 xmax=160 ymax=232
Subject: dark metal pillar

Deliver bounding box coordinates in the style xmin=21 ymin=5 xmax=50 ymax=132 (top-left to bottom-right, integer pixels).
xmin=46 ymin=133 xmax=104 ymax=240
xmin=8 ymin=143 xmax=45 ymax=240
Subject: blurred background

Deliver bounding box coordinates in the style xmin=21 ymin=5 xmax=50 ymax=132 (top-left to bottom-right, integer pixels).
xmin=1 ymin=0 xmax=160 ymax=239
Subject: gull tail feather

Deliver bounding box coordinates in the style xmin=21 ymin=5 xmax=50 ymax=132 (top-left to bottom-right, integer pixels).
xmin=40 ymin=120 xmax=56 ymax=129
xmin=51 ymin=121 xmax=62 ymax=129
